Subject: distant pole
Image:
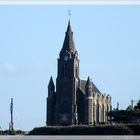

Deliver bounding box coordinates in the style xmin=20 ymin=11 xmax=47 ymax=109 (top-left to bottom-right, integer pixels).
xmin=10 ymin=98 xmax=14 ymax=133
xmin=131 ymin=99 xmax=134 ymax=109
xmin=117 ymin=102 xmax=119 ymax=110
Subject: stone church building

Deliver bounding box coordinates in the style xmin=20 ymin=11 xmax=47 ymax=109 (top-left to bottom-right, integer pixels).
xmin=47 ymin=21 xmax=111 ymax=126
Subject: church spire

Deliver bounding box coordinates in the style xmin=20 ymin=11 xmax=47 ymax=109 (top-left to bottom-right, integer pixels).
xmin=60 ymin=20 xmax=76 ymax=55
xmin=67 ymin=20 xmax=72 ymax=33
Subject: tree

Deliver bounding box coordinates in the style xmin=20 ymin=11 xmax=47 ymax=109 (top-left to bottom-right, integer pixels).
xmin=134 ymin=100 xmax=140 ymax=111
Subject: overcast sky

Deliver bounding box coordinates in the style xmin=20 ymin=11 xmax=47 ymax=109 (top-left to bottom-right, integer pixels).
xmin=0 ymin=5 xmax=140 ymax=131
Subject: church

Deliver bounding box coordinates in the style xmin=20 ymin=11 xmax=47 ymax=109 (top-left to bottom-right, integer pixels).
xmin=47 ymin=21 xmax=111 ymax=126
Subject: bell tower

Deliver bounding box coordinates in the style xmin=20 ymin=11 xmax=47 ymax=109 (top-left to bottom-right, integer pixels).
xmin=55 ymin=20 xmax=80 ymax=125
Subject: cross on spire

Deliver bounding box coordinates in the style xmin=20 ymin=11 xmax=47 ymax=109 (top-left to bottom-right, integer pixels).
xmin=68 ymin=10 xmax=71 ymax=20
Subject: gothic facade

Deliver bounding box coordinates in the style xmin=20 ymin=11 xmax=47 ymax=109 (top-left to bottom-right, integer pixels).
xmin=47 ymin=21 xmax=111 ymax=126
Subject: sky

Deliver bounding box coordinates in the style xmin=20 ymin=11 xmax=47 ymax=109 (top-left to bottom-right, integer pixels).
xmin=0 ymin=5 xmax=140 ymax=131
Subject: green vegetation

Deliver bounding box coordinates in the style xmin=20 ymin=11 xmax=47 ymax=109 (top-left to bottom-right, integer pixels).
xmin=0 ymin=130 xmax=26 ymax=135
xmin=108 ymin=100 xmax=140 ymax=123
xmin=108 ymin=110 xmax=140 ymax=123
xmin=127 ymin=124 xmax=140 ymax=135
xmin=134 ymin=100 xmax=140 ymax=111
xmin=28 ymin=124 xmax=135 ymax=135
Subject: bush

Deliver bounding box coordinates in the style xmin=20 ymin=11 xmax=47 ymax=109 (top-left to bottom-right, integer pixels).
xmin=15 ymin=130 xmax=26 ymax=135
xmin=127 ymin=124 xmax=140 ymax=135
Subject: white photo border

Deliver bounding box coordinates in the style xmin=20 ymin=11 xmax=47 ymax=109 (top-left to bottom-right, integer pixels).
xmin=0 ymin=0 xmax=140 ymax=5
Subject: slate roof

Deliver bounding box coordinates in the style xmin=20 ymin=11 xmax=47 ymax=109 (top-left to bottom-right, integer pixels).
xmin=80 ymin=79 xmax=101 ymax=94
xmin=61 ymin=20 xmax=76 ymax=53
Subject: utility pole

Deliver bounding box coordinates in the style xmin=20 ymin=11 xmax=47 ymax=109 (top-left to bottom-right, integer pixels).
xmin=9 ymin=98 xmax=14 ymax=134
xmin=117 ymin=102 xmax=119 ymax=110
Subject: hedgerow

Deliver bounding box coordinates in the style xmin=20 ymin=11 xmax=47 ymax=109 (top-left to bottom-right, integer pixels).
xmin=28 ymin=124 xmax=134 ymax=135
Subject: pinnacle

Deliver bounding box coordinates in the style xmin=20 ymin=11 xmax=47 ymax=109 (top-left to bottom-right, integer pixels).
xmin=48 ymin=76 xmax=55 ymax=88
xmin=86 ymin=76 xmax=91 ymax=85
